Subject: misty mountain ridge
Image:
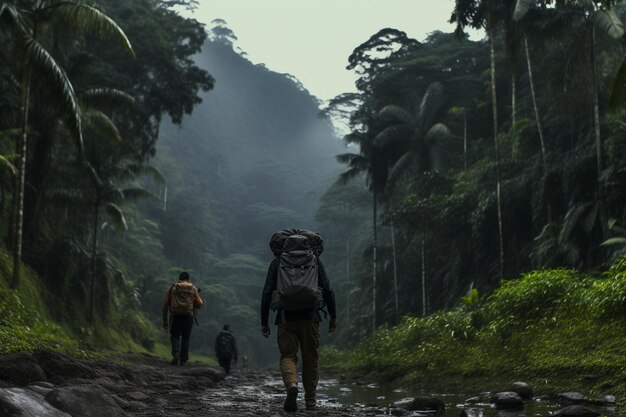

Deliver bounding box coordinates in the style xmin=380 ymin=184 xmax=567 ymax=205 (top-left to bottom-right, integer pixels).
xmin=156 ymin=35 xmax=346 ymax=262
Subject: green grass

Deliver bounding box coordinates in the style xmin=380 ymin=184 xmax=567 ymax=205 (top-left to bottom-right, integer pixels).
xmin=0 ymin=247 xmax=206 ymax=363
xmin=324 ymin=255 xmax=626 ymax=400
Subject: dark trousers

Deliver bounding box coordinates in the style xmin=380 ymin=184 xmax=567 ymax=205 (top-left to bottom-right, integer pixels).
xmin=170 ymin=315 xmax=194 ymax=363
xmin=218 ymin=355 xmax=233 ymax=375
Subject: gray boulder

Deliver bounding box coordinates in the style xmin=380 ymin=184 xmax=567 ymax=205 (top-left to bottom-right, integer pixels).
xmin=392 ymin=396 xmax=446 ymax=411
xmin=552 ymin=405 xmax=600 ymax=417
xmin=0 ymin=387 xmax=70 ymax=417
xmin=0 ymin=353 xmax=46 ymax=386
xmin=558 ymin=392 xmax=587 ymax=405
xmin=509 ymin=382 xmax=533 ymax=399
xmin=45 ymin=385 xmax=127 ymax=417
xmin=588 ymin=395 xmax=616 ymax=406
xmin=490 ymin=392 xmax=524 ymax=409
xmin=599 ymin=395 xmax=616 ymax=405
xmin=33 ymin=350 xmax=96 ymax=380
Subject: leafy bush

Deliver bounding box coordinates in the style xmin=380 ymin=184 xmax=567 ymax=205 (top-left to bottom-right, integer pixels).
xmin=327 ymin=256 xmax=626 ymax=394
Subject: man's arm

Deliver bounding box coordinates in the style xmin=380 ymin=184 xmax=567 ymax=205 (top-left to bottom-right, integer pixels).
xmin=162 ymin=287 xmax=171 ymax=329
xmin=193 ymin=287 xmax=203 ymax=308
xmin=318 ymin=261 xmax=337 ymax=320
xmin=260 ymin=259 xmax=278 ymax=334
xmin=318 ymin=261 xmax=337 ymax=332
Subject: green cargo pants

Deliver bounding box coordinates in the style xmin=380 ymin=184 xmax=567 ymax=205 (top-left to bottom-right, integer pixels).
xmin=277 ymin=321 xmax=320 ymax=405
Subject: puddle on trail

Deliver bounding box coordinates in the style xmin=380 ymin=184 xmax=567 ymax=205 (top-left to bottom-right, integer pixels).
xmin=317 ymin=379 xmax=619 ymax=417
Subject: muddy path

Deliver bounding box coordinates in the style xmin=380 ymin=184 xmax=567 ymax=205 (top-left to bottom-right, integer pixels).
xmin=0 ymin=350 xmax=386 ymax=416
xmin=131 ymin=365 xmax=385 ymax=417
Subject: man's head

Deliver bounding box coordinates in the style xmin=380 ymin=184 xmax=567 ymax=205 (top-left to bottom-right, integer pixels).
xmin=223 ymin=324 xmax=230 ymax=331
xmin=179 ymin=271 xmax=190 ymax=281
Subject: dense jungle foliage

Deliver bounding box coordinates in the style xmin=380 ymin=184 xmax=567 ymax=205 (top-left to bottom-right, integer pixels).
xmin=323 ymin=256 xmax=626 ymax=396
xmin=2 ymin=0 xmax=626 ymax=379
xmin=0 ymin=0 xmax=343 ymax=365
xmin=0 ymin=0 xmax=215 ymax=354
xmin=319 ymin=0 xmax=626 ymax=345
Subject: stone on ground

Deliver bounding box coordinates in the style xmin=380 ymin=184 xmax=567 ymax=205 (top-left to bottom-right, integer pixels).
xmin=0 ymin=387 xmax=70 ymax=417
xmin=509 ymin=381 xmax=533 ymax=399
xmin=490 ymin=391 xmax=524 ymax=409
xmin=552 ymin=405 xmax=600 ymax=417
xmin=0 ymin=353 xmax=46 ymax=386
xmin=45 ymin=385 xmax=127 ymax=417
xmin=392 ymin=396 xmax=446 ymax=411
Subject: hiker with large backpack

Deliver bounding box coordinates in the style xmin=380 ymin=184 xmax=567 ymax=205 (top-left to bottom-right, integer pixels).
xmin=214 ymin=324 xmax=238 ymax=375
xmin=260 ymin=229 xmax=337 ymax=413
xmin=162 ymin=271 xmax=203 ymax=366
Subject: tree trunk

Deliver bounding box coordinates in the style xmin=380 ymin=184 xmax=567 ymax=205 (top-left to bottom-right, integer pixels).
xmin=372 ymin=189 xmax=377 ymax=333
xmin=421 ymin=238 xmax=426 ymax=317
xmin=11 ymin=71 xmax=31 ymax=290
xmin=591 ymin=27 xmax=602 ymax=188
xmin=490 ymin=29 xmax=505 ymax=281
xmin=89 ymin=203 xmax=99 ymax=324
xmin=390 ymin=220 xmax=399 ymax=323
xmin=346 ymin=236 xmax=351 ymax=324
xmin=463 ymin=108 xmax=468 ymax=171
xmin=511 ymin=72 xmax=517 ymax=128
xmin=524 ymin=35 xmax=547 ymax=174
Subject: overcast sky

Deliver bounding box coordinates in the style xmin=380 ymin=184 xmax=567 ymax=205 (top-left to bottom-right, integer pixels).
xmin=179 ymin=0 xmax=483 ymax=102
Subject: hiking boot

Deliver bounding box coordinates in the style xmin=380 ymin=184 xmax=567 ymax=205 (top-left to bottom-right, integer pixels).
xmin=170 ymin=355 xmax=179 ymax=365
xmin=305 ymin=399 xmax=316 ymax=411
xmin=283 ymin=384 xmax=298 ymax=412
xmin=179 ymin=361 xmax=188 ymax=367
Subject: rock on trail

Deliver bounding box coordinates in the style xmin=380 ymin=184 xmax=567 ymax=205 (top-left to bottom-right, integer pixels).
xmin=0 ymin=350 xmax=386 ymax=416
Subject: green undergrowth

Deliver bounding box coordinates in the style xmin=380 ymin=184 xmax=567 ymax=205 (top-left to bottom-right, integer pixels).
xmin=0 ymin=248 xmax=169 ymax=360
xmin=324 ymin=255 xmax=626 ymax=399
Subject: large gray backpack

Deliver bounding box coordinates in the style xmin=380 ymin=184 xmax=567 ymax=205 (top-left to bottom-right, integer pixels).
xmin=270 ymin=234 xmax=324 ymax=311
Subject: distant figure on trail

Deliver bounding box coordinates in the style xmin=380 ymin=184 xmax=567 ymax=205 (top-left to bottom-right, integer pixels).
xmin=163 ymin=271 xmax=203 ymax=366
xmin=261 ymin=229 xmax=337 ymax=413
xmin=215 ymin=324 xmax=238 ymax=375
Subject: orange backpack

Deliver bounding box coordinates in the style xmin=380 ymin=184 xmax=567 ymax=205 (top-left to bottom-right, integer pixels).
xmin=169 ymin=282 xmax=196 ymax=315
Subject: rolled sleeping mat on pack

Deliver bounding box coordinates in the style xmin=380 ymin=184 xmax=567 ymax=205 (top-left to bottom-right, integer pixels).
xmin=270 ymin=228 xmax=323 ymax=256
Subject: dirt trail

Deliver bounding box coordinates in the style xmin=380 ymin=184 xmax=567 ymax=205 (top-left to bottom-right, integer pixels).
xmin=0 ymin=350 xmax=386 ymax=417
xmin=133 ymin=364 xmax=385 ymax=417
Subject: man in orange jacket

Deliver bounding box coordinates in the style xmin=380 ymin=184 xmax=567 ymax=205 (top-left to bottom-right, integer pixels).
xmin=163 ymin=271 xmax=203 ymax=366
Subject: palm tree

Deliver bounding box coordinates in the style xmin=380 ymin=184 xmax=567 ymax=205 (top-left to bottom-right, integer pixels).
xmin=85 ymin=163 xmax=162 ymax=323
xmin=374 ymin=81 xmax=453 ymax=317
xmin=454 ymin=0 xmax=507 ymax=280
xmin=513 ymin=1 xmax=548 ymax=174
xmin=514 ymin=0 xmax=624 ymax=186
xmin=336 ymin=129 xmax=391 ymax=333
xmin=0 ymin=0 xmax=134 ymax=289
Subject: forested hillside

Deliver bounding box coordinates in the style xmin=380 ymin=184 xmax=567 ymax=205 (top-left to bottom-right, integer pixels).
xmin=0 ymin=0 xmax=344 ymax=365
xmin=318 ymin=0 xmax=626 ymax=343
xmin=102 ymin=23 xmax=345 ymax=365
xmin=2 ymin=0 xmax=626 ymax=395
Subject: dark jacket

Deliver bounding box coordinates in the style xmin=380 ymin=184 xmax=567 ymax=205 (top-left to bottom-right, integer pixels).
xmin=215 ymin=330 xmax=238 ymax=360
xmin=261 ymin=258 xmax=337 ymax=326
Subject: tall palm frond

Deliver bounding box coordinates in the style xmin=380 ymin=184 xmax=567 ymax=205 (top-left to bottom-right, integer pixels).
xmin=83 ymin=109 xmax=121 ymax=144
xmin=16 ymin=35 xmax=83 ymax=153
xmin=592 ymin=10 xmax=625 ymax=39
xmin=47 ymin=2 xmax=135 ymax=57
xmin=513 ymin=0 xmax=537 ymax=22
xmin=118 ymin=163 xmax=165 ymax=186
xmin=336 ymin=153 xmax=369 ymax=185
xmin=374 ymin=124 xmax=413 ymax=150
xmin=103 ymin=202 xmax=127 ymax=231
xmin=81 ymin=88 xmax=135 ymax=109
xmin=378 ymin=105 xmax=415 ymax=126
xmin=417 ymin=82 xmax=445 ymax=129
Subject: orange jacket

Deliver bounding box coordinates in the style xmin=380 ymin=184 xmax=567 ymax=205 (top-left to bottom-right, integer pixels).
xmin=162 ymin=280 xmax=203 ymax=323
